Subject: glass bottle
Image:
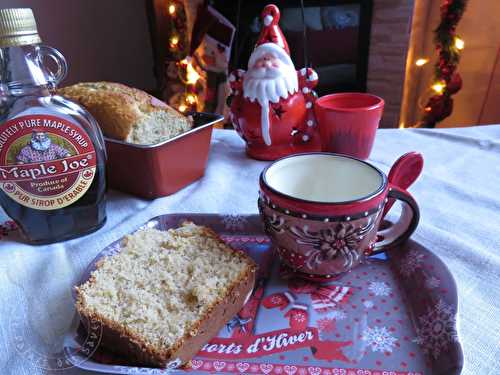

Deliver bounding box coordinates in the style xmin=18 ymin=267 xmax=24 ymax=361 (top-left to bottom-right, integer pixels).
xmin=0 ymin=8 xmax=106 ymax=244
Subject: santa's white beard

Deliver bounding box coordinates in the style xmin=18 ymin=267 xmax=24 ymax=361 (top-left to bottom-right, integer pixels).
xmin=243 ymin=63 xmax=298 ymax=146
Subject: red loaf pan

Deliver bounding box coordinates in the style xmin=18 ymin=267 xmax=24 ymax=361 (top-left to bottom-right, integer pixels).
xmin=105 ymin=112 xmax=223 ymax=199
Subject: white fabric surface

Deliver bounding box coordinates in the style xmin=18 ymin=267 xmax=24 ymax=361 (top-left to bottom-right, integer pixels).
xmin=0 ymin=127 xmax=499 ymax=374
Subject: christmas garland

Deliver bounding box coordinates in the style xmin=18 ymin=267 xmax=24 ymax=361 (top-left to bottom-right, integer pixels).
xmin=418 ymin=0 xmax=467 ymax=128
xmin=162 ymin=1 xmax=202 ymax=113
xmin=165 ymin=0 xmax=189 ymax=61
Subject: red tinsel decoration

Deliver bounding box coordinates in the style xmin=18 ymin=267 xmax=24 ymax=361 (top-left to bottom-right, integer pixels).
xmin=418 ymin=0 xmax=467 ymax=128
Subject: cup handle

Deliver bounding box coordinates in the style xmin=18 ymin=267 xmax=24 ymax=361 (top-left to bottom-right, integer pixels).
xmin=372 ymin=184 xmax=420 ymax=254
xmin=36 ymin=45 xmax=68 ymax=88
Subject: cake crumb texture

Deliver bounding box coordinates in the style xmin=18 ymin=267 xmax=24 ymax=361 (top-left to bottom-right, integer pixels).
xmin=76 ymin=222 xmax=255 ymax=353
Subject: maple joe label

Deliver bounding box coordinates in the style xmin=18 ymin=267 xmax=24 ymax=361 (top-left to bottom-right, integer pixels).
xmin=0 ymin=115 xmax=97 ymax=210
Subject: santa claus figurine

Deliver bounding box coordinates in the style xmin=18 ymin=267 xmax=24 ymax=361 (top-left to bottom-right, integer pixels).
xmin=228 ymin=4 xmax=321 ymax=160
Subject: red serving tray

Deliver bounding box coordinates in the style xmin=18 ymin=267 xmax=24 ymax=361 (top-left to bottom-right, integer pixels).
xmin=105 ymin=112 xmax=223 ymax=199
xmin=65 ymin=214 xmax=463 ymax=375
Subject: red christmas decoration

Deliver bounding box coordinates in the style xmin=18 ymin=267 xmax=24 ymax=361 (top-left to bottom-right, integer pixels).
xmin=284 ymin=305 xmax=309 ymax=331
xmin=310 ymin=340 xmax=352 ymax=362
xmin=418 ymin=0 xmax=467 ymax=128
xmin=228 ymin=4 xmax=320 ymax=160
xmin=311 ymin=286 xmax=352 ymax=313
xmin=447 ymin=72 xmax=463 ymax=94
xmin=262 ymin=291 xmax=295 ymax=310
xmin=424 ymin=95 xmax=453 ymax=123
xmin=230 ymin=285 xmax=265 ymax=338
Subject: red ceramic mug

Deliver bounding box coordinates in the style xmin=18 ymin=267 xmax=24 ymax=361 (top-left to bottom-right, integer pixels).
xmin=314 ymin=93 xmax=384 ymax=160
xmin=258 ymin=152 xmax=423 ymax=281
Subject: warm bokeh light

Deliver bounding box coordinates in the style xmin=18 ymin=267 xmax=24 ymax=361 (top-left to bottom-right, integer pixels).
xmin=399 ymin=122 xmax=405 ymax=129
xmin=432 ymin=82 xmax=445 ymax=93
xmin=170 ymin=35 xmax=179 ymax=48
xmin=186 ymin=94 xmax=197 ymax=105
xmin=178 ymin=104 xmax=187 ymax=112
xmin=454 ymin=37 xmax=464 ymax=50
xmin=186 ymin=62 xmax=200 ymax=84
xmin=168 ymin=4 xmax=176 ymax=15
xmin=415 ymin=58 xmax=429 ymax=67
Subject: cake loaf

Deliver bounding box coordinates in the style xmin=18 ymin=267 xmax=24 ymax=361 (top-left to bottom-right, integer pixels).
xmin=75 ymin=222 xmax=256 ymax=368
xmin=59 ymin=82 xmax=192 ymax=145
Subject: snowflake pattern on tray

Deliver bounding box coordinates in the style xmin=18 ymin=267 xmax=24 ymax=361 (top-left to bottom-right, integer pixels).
xmin=414 ymin=298 xmax=458 ymax=359
xmin=362 ymin=326 xmax=398 ymax=353
xmin=368 ymin=281 xmax=392 ymax=296
xmin=271 ymin=295 xmax=283 ymax=304
xmin=294 ymin=312 xmax=306 ymax=323
xmin=221 ymin=214 xmax=249 ymax=231
xmin=328 ymin=309 xmax=347 ymax=320
xmin=399 ymin=249 xmax=425 ymax=277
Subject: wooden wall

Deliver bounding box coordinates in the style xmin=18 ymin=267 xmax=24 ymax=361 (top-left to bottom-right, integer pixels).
xmin=367 ymin=0 xmax=415 ymax=128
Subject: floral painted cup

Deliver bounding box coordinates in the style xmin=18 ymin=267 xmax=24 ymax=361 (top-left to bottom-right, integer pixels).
xmin=258 ymin=152 xmax=422 ymax=281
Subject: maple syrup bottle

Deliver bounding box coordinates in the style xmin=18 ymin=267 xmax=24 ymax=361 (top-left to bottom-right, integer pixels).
xmin=0 ymin=9 xmax=106 ymax=244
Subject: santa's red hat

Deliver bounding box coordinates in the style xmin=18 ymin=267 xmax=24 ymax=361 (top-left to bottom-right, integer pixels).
xmin=255 ymin=4 xmax=289 ymax=55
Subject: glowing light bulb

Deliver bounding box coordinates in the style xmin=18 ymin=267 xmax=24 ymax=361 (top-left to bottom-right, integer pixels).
xmin=415 ymin=58 xmax=429 ymax=67
xmin=186 ymin=94 xmax=197 ymax=104
xmin=178 ymin=104 xmax=187 ymax=112
xmin=170 ymin=36 xmax=179 ymax=48
xmin=432 ymin=82 xmax=445 ymax=94
xmin=168 ymin=4 xmax=176 ymax=15
xmin=186 ymin=62 xmax=200 ymax=84
xmin=454 ymin=37 xmax=464 ymax=50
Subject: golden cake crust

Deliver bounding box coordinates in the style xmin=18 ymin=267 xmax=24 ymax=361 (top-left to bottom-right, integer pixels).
xmin=75 ymin=223 xmax=257 ymax=368
xmin=58 ymin=82 xmax=192 ymax=144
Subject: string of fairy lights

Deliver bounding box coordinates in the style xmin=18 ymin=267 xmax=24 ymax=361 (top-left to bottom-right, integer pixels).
xmin=165 ymin=1 xmax=467 ymax=126
xmin=415 ymin=36 xmax=464 ymax=94
xmin=411 ymin=0 xmax=468 ymax=128
xmin=166 ymin=1 xmax=201 ymax=113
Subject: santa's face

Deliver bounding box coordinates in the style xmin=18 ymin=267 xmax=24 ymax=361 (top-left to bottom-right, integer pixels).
xmin=243 ymin=45 xmax=298 ymax=106
xmin=31 ymin=131 xmax=51 ymax=151
xmin=250 ymin=53 xmax=281 ymax=76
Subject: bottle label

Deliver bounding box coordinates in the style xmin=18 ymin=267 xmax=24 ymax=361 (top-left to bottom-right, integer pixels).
xmin=0 ymin=114 xmax=97 ymax=210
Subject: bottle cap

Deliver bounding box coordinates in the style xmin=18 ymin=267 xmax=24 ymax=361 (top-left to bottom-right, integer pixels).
xmin=0 ymin=8 xmax=41 ymax=48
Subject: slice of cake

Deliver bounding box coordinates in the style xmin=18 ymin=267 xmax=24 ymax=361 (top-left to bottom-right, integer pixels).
xmin=75 ymin=222 xmax=256 ymax=368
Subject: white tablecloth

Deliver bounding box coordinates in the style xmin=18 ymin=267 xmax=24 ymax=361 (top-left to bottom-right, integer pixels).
xmin=0 ymin=127 xmax=499 ymax=375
